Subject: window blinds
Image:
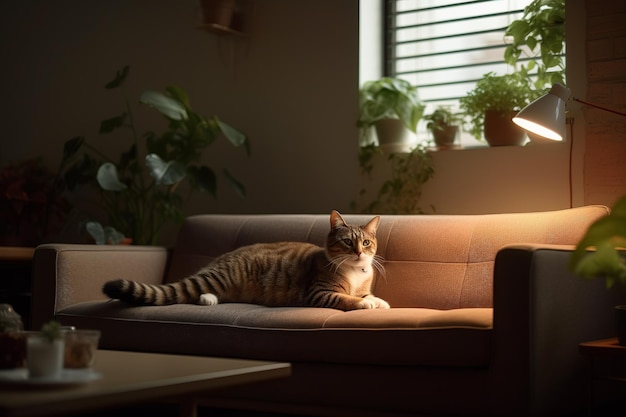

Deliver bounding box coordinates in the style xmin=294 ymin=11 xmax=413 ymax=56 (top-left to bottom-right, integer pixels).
xmin=385 ymin=0 xmax=529 ymax=107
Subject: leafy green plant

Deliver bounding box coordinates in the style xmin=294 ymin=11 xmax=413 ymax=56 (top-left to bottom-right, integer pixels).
xmin=41 ymin=320 xmax=62 ymax=343
xmin=357 ymin=77 xmax=425 ymax=142
xmin=570 ymin=195 xmax=626 ymax=288
xmin=424 ymin=106 xmax=464 ymax=133
xmin=61 ymin=66 xmax=250 ymax=245
xmin=353 ymin=143 xmax=434 ymax=214
xmin=504 ymin=0 xmax=565 ymax=90
xmin=459 ymin=72 xmax=540 ymax=141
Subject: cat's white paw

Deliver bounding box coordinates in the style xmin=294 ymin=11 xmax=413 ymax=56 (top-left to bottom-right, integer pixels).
xmin=198 ymin=293 xmax=219 ymax=306
xmin=358 ymin=295 xmax=390 ymax=309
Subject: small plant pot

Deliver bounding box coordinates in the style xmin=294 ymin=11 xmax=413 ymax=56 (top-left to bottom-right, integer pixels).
xmin=615 ymin=305 xmax=626 ymax=346
xmin=26 ymin=333 xmax=65 ymax=378
xmin=432 ymin=125 xmax=459 ymax=149
xmin=483 ymin=110 xmax=527 ymax=146
xmin=64 ymin=329 xmax=101 ymax=369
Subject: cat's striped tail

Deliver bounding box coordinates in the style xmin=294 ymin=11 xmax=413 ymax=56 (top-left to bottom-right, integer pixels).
xmin=102 ymin=279 xmax=203 ymax=306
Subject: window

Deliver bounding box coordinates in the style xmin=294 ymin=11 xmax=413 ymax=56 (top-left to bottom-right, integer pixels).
xmin=384 ymin=0 xmax=534 ymax=146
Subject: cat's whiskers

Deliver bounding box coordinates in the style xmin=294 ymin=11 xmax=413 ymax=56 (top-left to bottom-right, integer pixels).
xmin=327 ymin=255 xmax=352 ymax=273
xmin=372 ymin=255 xmax=387 ymax=282
xmin=328 ymin=253 xmax=381 ymax=277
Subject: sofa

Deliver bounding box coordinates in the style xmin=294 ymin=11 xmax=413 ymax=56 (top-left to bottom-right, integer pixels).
xmin=31 ymin=206 xmax=624 ymax=417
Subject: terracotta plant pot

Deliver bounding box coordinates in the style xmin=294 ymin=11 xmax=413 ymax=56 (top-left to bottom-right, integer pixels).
xmin=483 ymin=110 xmax=527 ymax=146
xmin=432 ymin=125 xmax=459 ymax=149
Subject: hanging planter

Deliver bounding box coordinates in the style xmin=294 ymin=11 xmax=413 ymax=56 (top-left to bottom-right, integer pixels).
xmin=198 ymin=0 xmax=244 ymax=35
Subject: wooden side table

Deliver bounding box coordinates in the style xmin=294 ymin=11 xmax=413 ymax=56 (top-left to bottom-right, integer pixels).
xmin=0 ymin=247 xmax=35 ymax=330
xmin=579 ymin=338 xmax=626 ymax=416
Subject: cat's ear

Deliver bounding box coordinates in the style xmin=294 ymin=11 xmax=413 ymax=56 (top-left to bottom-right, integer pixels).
xmin=330 ymin=210 xmax=347 ymax=230
xmin=363 ymin=216 xmax=380 ymax=235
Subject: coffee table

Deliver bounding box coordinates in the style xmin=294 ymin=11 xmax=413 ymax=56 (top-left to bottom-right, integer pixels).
xmin=0 ymin=349 xmax=291 ymax=417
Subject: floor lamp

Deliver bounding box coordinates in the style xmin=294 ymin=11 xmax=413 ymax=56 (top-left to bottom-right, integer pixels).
xmin=512 ymin=83 xmax=626 ymax=207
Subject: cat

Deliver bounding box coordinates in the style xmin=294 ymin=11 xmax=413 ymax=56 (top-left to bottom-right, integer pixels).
xmin=102 ymin=210 xmax=390 ymax=311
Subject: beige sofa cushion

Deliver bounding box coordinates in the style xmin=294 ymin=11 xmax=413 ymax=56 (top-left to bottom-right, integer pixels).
xmin=57 ymin=300 xmax=492 ymax=367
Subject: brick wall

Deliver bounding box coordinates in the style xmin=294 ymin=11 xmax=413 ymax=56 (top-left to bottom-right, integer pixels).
xmin=584 ymin=0 xmax=626 ymax=206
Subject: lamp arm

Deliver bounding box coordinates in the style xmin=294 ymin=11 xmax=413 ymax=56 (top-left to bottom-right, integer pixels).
xmin=572 ymin=97 xmax=626 ymax=117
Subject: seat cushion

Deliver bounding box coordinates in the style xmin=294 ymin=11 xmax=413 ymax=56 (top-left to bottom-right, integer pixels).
xmin=56 ymin=301 xmax=492 ymax=367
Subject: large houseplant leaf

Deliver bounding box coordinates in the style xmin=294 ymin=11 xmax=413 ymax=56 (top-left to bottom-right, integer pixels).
xmin=99 ymin=113 xmax=127 ymax=134
xmin=223 ymin=169 xmax=246 ymax=198
xmin=217 ymin=119 xmax=248 ymax=149
xmin=104 ymin=65 xmax=130 ymax=89
xmin=140 ymin=90 xmax=187 ymax=121
xmin=86 ymin=221 xmax=126 ymax=245
xmin=96 ymin=163 xmax=128 ymax=191
xmin=188 ymin=165 xmax=217 ymax=197
xmin=145 ymin=154 xmax=186 ymax=185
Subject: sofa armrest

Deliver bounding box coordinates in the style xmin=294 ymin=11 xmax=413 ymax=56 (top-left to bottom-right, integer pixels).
xmin=31 ymin=244 xmax=170 ymax=329
xmin=490 ymin=243 xmax=624 ymax=416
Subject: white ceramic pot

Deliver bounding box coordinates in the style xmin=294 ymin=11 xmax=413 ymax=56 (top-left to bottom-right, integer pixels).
xmin=27 ymin=334 xmax=65 ymax=378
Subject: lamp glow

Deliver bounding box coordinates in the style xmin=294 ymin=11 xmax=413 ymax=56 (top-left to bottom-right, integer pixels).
xmin=513 ymin=83 xmax=571 ymax=141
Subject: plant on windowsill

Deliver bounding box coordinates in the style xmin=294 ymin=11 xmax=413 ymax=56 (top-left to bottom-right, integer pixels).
xmin=357 ymin=77 xmax=426 ymax=153
xmin=504 ymin=0 xmax=565 ymax=91
xmin=424 ymin=106 xmax=464 ymax=149
xmin=353 ymin=142 xmax=434 ymax=215
xmin=459 ymin=72 xmax=540 ymax=147
xmin=61 ymin=66 xmax=250 ymax=245
xmin=569 ymin=194 xmax=626 ymax=345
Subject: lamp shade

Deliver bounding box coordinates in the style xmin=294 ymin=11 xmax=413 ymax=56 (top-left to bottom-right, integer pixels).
xmin=512 ymin=83 xmax=571 ymax=141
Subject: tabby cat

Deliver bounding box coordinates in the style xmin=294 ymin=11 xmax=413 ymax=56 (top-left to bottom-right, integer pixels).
xmin=102 ymin=210 xmax=390 ymax=311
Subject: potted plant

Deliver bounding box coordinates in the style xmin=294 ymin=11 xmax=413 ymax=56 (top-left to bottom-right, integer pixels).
xmin=61 ymin=66 xmax=250 ymax=246
xmin=0 ymin=304 xmax=26 ymax=369
xmin=0 ymin=159 xmax=71 ymax=247
xmin=26 ymin=321 xmax=64 ymax=378
xmin=424 ymin=106 xmax=463 ymax=149
xmin=357 ymin=77 xmax=426 ymax=152
xmin=570 ymin=195 xmax=626 ymax=345
xmin=504 ymin=0 xmax=565 ymax=91
xmin=459 ymin=72 xmax=540 ymax=146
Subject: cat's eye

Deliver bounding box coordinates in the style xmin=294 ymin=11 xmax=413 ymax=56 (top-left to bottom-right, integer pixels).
xmin=343 ymin=239 xmax=353 ymax=246
xmin=363 ymin=239 xmax=371 ymax=246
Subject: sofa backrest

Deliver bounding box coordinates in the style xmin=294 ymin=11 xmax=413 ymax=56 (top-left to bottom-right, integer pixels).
xmin=167 ymin=206 xmax=608 ymax=309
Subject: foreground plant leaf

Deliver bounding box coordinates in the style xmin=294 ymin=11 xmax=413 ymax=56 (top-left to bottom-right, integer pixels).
xmin=570 ymin=195 xmax=626 ymax=287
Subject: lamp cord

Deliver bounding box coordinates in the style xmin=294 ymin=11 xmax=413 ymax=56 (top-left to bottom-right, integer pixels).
xmin=573 ymin=97 xmax=626 ymax=117
xmin=568 ymin=97 xmax=626 ymax=208
xmin=568 ymin=117 xmax=574 ymax=208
